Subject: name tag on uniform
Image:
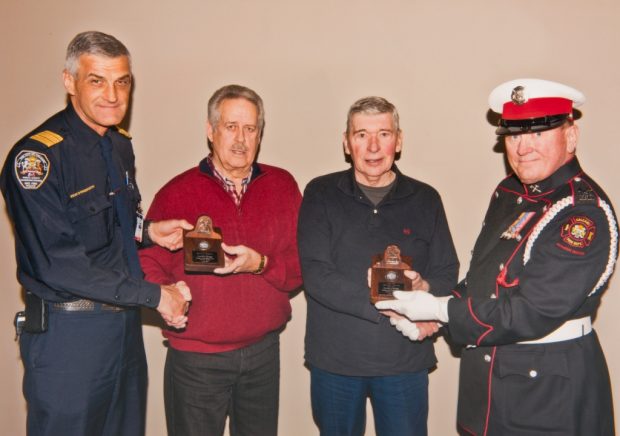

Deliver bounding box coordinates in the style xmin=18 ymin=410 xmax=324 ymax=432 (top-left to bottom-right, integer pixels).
xmin=134 ymin=211 xmax=144 ymax=242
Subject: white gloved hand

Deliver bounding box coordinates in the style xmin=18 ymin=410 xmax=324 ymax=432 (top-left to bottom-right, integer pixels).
xmin=375 ymin=291 xmax=451 ymax=323
xmin=390 ymin=317 xmax=421 ymax=341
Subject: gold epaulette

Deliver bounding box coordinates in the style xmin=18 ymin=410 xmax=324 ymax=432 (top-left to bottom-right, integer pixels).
xmin=116 ymin=127 xmax=132 ymax=139
xmin=29 ymin=130 xmax=63 ymax=148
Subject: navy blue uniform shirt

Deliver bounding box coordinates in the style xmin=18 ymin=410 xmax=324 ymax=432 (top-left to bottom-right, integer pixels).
xmin=1 ymin=104 xmax=160 ymax=307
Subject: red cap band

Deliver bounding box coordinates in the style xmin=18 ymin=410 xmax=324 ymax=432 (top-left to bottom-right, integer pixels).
xmin=502 ymin=97 xmax=573 ymax=120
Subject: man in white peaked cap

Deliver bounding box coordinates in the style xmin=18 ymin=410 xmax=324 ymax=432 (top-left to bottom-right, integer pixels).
xmin=377 ymin=78 xmax=617 ymax=435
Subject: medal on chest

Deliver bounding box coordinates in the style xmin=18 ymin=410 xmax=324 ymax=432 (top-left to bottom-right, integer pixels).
xmin=500 ymin=211 xmax=536 ymax=241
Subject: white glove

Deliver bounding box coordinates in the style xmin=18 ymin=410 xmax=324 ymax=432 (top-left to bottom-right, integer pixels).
xmin=390 ymin=317 xmax=421 ymax=341
xmin=375 ymin=291 xmax=451 ymax=323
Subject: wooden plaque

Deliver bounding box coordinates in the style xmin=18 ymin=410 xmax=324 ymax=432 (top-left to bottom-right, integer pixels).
xmin=183 ymin=215 xmax=224 ymax=273
xmin=370 ymin=245 xmax=413 ymax=304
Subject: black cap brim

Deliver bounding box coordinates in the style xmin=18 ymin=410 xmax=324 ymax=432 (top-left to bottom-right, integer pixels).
xmin=495 ymin=114 xmax=569 ymax=135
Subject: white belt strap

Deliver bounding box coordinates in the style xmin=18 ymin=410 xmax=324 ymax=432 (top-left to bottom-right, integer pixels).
xmin=518 ymin=316 xmax=592 ymax=345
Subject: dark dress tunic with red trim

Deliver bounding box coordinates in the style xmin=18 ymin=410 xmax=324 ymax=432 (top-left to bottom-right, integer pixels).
xmin=447 ymin=157 xmax=617 ymax=436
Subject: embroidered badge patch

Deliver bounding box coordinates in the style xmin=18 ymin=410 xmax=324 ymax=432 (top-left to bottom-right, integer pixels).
xmin=501 ymin=211 xmax=536 ymax=241
xmin=560 ymin=216 xmax=596 ymax=249
xmin=14 ymin=150 xmax=50 ymax=189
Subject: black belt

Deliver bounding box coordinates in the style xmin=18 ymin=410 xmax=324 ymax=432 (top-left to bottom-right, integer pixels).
xmin=50 ymin=299 xmax=127 ymax=312
xmin=21 ymin=293 xmax=128 ymax=335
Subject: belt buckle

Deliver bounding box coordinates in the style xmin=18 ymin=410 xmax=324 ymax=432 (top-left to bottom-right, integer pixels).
xmin=52 ymin=299 xmax=95 ymax=311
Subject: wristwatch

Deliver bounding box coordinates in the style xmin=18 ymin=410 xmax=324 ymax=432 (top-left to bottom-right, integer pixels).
xmin=140 ymin=220 xmax=155 ymax=249
xmin=253 ymin=254 xmax=267 ymax=274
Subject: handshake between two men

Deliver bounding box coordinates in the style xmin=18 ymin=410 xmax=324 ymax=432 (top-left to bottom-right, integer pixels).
xmin=146 ymin=219 xmax=194 ymax=329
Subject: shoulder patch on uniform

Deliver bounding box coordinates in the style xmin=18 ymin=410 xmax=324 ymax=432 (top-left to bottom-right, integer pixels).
xmin=558 ymin=215 xmax=596 ymax=254
xmin=14 ymin=150 xmax=51 ymax=189
xmin=116 ymin=127 xmax=132 ymax=139
xmin=29 ymin=130 xmax=63 ymax=148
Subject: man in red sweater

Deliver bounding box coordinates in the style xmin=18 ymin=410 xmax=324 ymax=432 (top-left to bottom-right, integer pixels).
xmin=139 ymin=84 xmax=303 ymax=436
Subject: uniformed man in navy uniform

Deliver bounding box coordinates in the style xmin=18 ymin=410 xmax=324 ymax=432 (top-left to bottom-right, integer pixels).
xmin=1 ymin=31 xmax=193 ymax=436
xmin=377 ymin=79 xmax=617 ymax=435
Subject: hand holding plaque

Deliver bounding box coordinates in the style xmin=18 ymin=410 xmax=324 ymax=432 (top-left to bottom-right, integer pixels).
xmin=184 ymin=216 xmax=225 ymax=273
xmin=370 ymin=245 xmax=413 ymax=304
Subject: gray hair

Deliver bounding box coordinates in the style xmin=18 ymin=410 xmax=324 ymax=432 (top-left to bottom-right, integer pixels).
xmin=207 ymin=84 xmax=265 ymax=136
xmin=65 ymin=31 xmax=131 ymax=77
xmin=346 ymin=96 xmax=400 ymax=134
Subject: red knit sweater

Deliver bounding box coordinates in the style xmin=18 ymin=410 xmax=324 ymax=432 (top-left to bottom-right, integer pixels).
xmin=139 ymin=160 xmax=302 ymax=353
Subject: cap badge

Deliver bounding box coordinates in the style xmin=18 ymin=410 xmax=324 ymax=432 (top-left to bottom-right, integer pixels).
xmin=511 ymin=86 xmax=527 ymax=105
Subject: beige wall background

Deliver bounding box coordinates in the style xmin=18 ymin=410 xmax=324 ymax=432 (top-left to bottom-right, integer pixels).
xmin=1 ymin=1 xmax=619 ymax=434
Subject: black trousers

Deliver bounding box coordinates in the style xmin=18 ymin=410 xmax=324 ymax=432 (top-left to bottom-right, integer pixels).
xmin=164 ymin=332 xmax=280 ymax=436
xmin=20 ymin=308 xmax=147 ymax=436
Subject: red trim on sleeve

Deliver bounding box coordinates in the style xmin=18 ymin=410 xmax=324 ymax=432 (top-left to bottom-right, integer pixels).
xmin=467 ymin=298 xmax=494 ymax=346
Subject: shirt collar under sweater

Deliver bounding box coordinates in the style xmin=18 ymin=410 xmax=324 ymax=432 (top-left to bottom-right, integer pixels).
xmin=198 ymin=156 xmax=262 ymax=203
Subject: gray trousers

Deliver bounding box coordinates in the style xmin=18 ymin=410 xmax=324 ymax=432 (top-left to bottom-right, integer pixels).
xmin=164 ymin=332 xmax=280 ymax=436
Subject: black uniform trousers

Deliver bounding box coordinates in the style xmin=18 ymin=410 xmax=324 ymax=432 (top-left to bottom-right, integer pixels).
xmin=20 ymin=306 xmax=147 ymax=436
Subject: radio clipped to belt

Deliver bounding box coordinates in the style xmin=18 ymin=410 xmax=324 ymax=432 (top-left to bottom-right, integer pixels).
xmin=14 ymin=292 xmax=49 ymax=339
